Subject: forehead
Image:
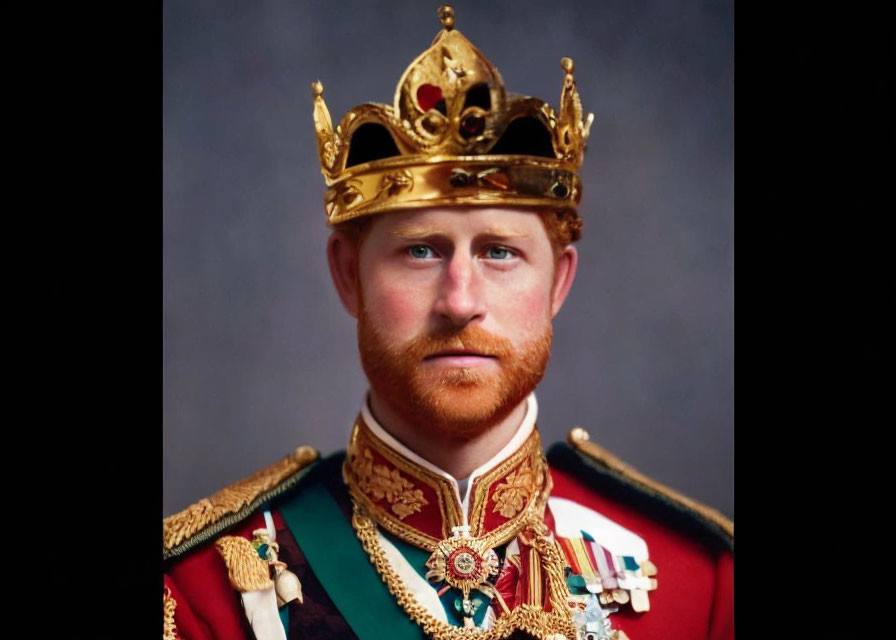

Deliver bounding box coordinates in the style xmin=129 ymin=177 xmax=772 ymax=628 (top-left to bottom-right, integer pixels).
xmin=364 ymin=206 xmax=548 ymax=241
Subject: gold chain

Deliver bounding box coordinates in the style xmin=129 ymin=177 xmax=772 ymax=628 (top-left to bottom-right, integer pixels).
xmin=351 ymin=504 xmax=578 ymax=640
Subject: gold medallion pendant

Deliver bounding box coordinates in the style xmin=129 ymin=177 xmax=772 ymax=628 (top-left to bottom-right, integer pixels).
xmin=425 ymin=526 xmax=501 ymax=612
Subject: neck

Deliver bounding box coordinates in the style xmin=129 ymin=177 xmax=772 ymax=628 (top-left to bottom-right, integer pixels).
xmin=366 ymin=390 xmax=529 ymax=480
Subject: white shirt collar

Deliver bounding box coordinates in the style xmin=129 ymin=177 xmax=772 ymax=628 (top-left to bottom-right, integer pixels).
xmin=359 ymin=392 xmax=538 ymax=519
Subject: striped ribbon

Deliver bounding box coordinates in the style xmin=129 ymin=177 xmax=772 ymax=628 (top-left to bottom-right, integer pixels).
xmin=558 ymin=534 xmax=651 ymax=591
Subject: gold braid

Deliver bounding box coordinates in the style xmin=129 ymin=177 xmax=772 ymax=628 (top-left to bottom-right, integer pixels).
xmin=351 ymin=504 xmax=578 ymax=640
xmin=526 ymin=517 xmax=574 ymax=613
xmin=163 ymin=446 xmax=318 ymax=551
xmin=163 ymin=587 xmax=179 ymax=640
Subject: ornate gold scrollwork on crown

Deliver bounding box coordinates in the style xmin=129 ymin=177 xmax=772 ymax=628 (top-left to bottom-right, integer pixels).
xmin=311 ymin=6 xmax=594 ymax=226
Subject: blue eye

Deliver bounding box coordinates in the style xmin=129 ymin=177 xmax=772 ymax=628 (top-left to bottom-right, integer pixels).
xmin=408 ymin=245 xmax=436 ymax=259
xmin=485 ymin=247 xmax=514 ymax=260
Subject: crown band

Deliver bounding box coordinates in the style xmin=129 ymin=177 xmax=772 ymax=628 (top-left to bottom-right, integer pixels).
xmin=325 ymin=157 xmax=581 ymax=224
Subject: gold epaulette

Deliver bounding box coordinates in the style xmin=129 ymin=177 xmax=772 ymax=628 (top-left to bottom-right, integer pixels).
xmin=163 ymin=445 xmax=319 ymax=560
xmin=566 ymin=428 xmax=734 ymax=542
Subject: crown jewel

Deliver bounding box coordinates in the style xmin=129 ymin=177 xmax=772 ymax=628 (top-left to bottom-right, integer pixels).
xmin=312 ymin=6 xmax=594 ymax=229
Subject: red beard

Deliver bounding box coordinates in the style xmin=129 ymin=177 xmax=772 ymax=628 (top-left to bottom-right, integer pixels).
xmin=358 ymin=309 xmax=552 ymax=440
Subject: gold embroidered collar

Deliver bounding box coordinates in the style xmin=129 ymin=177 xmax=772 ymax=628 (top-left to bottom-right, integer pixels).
xmin=343 ymin=394 xmax=552 ymax=552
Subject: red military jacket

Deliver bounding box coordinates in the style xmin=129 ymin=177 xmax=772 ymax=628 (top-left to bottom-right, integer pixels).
xmin=163 ymin=426 xmax=733 ymax=640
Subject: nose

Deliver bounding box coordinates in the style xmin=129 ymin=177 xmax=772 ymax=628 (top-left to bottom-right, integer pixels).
xmin=432 ymin=252 xmax=486 ymax=327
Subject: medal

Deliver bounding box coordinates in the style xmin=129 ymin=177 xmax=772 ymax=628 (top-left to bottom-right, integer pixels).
xmin=570 ymin=593 xmax=619 ymax=640
xmin=424 ymin=525 xmax=500 ymax=618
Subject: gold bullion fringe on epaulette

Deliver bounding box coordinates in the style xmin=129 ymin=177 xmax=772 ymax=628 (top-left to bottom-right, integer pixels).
xmin=163 ymin=445 xmax=319 ymax=550
xmin=163 ymin=587 xmax=179 ymax=640
xmin=215 ymin=536 xmax=274 ymax=592
xmin=567 ymin=428 xmax=734 ymax=539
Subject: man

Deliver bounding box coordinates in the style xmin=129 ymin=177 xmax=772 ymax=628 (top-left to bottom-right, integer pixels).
xmin=163 ymin=6 xmax=733 ymax=639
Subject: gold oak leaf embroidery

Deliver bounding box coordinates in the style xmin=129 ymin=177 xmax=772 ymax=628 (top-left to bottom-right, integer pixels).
xmin=492 ymin=458 xmax=542 ymax=518
xmin=353 ymin=448 xmax=428 ymax=519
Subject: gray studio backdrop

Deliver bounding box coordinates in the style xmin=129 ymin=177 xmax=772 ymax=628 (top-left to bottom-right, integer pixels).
xmin=164 ymin=0 xmax=734 ymax=519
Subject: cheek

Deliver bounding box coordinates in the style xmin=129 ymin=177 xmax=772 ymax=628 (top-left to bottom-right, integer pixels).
xmin=361 ymin=273 xmax=432 ymax=338
xmin=487 ymin=271 xmax=554 ymax=339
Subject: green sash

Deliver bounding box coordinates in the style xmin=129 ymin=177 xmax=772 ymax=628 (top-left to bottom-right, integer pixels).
xmin=278 ymin=479 xmax=424 ymax=640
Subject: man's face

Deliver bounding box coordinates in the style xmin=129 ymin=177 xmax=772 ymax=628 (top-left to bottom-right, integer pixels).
xmin=332 ymin=206 xmax=576 ymax=440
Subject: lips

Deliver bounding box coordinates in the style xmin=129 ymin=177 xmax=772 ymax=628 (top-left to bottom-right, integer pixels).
xmin=423 ymin=349 xmax=495 ymax=360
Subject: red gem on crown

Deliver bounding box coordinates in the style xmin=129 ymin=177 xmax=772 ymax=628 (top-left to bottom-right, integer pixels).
xmin=416 ymin=84 xmax=444 ymax=112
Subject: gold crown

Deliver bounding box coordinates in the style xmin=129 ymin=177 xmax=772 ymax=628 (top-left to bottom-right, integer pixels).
xmin=312 ymin=5 xmax=593 ymax=232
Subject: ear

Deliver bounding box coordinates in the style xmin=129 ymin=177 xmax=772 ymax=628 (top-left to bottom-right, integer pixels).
xmin=550 ymin=245 xmax=578 ymax=318
xmin=327 ymin=231 xmax=361 ymax=318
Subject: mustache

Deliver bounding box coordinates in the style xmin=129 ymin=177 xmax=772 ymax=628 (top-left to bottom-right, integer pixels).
xmin=403 ymin=325 xmax=515 ymax=360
